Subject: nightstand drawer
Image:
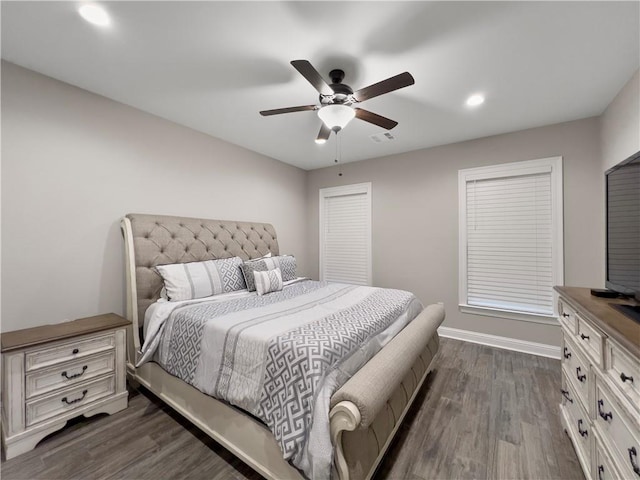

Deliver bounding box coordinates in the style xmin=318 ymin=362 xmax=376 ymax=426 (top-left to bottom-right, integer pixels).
xmin=26 ymin=351 xmax=115 ymax=399
xmin=25 ymin=333 xmax=115 ymax=371
xmin=26 ymin=375 xmax=115 ymax=427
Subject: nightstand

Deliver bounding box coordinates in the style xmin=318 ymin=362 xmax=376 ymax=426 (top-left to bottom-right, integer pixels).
xmin=1 ymin=313 xmax=130 ymax=459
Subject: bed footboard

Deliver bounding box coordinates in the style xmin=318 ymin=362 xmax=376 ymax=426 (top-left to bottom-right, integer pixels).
xmin=329 ymin=303 xmax=445 ymax=480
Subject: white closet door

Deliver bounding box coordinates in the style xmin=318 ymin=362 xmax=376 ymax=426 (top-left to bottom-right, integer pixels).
xmin=319 ymin=183 xmax=372 ymax=285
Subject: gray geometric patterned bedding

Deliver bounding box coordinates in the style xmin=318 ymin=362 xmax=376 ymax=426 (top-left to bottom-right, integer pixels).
xmin=147 ymin=280 xmax=423 ymax=479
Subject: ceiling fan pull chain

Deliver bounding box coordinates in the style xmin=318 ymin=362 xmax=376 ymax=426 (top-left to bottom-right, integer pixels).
xmin=337 ymin=132 xmax=343 ymax=177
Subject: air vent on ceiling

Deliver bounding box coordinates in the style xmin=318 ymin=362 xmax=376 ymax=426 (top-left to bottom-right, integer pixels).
xmin=370 ymin=132 xmax=395 ymax=143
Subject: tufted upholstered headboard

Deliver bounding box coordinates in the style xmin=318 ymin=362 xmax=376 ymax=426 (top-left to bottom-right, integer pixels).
xmin=121 ymin=213 xmax=279 ymax=351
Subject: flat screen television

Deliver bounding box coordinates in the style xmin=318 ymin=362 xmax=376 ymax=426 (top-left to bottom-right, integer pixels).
xmin=605 ymin=151 xmax=640 ymax=314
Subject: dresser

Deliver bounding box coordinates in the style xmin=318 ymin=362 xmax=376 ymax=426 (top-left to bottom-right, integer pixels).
xmin=556 ymin=287 xmax=640 ymax=480
xmin=1 ymin=314 xmax=130 ymax=459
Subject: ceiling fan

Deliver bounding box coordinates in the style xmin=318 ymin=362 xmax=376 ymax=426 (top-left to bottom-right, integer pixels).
xmin=260 ymin=60 xmax=415 ymax=143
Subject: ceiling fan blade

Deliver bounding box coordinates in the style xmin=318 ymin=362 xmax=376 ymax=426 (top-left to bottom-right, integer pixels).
xmin=260 ymin=105 xmax=317 ymax=116
xmin=316 ymin=123 xmax=331 ymax=143
xmin=291 ymin=60 xmax=334 ymax=96
xmin=354 ymin=108 xmax=399 ymax=130
xmin=352 ymin=72 xmax=415 ymax=102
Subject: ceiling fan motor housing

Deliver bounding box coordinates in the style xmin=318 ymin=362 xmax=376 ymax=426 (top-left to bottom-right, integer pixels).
xmin=323 ymin=69 xmax=354 ymax=104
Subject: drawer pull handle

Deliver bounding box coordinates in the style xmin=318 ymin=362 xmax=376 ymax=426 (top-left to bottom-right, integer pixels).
xmin=576 ymin=367 xmax=586 ymax=383
xmin=563 ymin=347 xmax=572 ymax=359
xmin=580 ymin=333 xmax=590 ymax=340
xmin=562 ymin=313 xmax=570 ymax=318
xmin=598 ymin=465 xmax=604 ymax=480
xmin=561 ymin=389 xmax=573 ymax=403
xmin=621 ymin=372 xmax=634 ymax=384
xmin=72 ymin=348 xmax=79 ymax=355
xmin=629 ymin=446 xmax=640 ymax=476
xmin=61 ymin=390 xmax=88 ymax=405
xmin=577 ymin=419 xmax=588 ymax=437
xmin=61 ymin=365 xmax=87 ymax=380
xmin=598 ymin=399 xmax=613 ymax=421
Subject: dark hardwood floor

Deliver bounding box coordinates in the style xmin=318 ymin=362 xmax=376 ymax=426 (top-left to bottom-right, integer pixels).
xmin=1 ymin=338 xmax=583 ymax=480
xmin=377 ymin=338 xmax=583 ymax=480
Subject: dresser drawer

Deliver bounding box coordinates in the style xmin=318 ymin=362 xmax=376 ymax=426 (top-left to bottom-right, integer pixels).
xmin=563 ymin=335 xmax=591 ymax=408
xmin=594 ymin=377 xmax=640 ymax=479
xmin=605 ymin=339 xmax=640 ymax=413
xmin=577 ymin=317 xmax=604 ymax=368
xmin=25 ymin=375 xmax=115 ymax=427
xmin=561 ymin=370 xmax=579 ymax=408
xmin=595 ymin=435 xmax=624 ymax=480
xmin=563 ymin=374 xmax=592 ymax=468
xmin=25 ymin=351 xmax=115 ymax=399
xmin=25 ymin=333 xmax=115 ymax=371
xmin=559 ymin=300 xmax=578 ymax=335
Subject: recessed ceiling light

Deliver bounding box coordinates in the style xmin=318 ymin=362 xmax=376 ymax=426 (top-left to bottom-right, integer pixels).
xmin=466 ymin=94 xmax=485 ymax=107
xmin=78 ymin=4 xmax=110 ymax=27
xmin=315 ymin=138 xmax=327 ymax=145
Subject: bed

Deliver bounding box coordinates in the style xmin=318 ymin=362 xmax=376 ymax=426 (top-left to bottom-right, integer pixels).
xmin=121 ymin=213 xmax=444 ymax=480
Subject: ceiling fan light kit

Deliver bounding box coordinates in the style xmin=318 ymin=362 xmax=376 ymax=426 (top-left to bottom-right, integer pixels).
xmin=317 ymin=104 xmax=356 ymax=131
xmin=260 ymin=60 xmax=415 ymax=143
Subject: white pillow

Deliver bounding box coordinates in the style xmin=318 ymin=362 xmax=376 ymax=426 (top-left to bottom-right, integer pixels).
xmin=156 ymin=257 xmax=245 ymax=301
xmin=254 ymin=268 xmax=283 ymax=296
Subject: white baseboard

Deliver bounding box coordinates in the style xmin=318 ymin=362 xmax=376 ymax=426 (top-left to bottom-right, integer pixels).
xmin=437 ymin=326 xmax=561 ymax=359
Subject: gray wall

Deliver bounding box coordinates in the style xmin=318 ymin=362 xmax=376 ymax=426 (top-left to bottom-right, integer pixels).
xmin=1 ymin=62 xmax=309 ymax=332
xmin=306 ymin=117 xmax=604 ymax=346
xmin=2 ymin=62 xmax=630 ymax=347
xmin=601 ymin=69 xmax=639 ymax=171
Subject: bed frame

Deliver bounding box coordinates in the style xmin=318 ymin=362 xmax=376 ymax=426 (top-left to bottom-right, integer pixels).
xmin=121 ymin=213 xmax=444 ymax=480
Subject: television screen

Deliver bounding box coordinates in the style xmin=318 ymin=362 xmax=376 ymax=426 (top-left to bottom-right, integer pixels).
xmin=606 ymin=151 xmax=640 ymax=301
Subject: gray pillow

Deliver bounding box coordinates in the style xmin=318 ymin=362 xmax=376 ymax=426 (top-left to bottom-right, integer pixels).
xmin=240 ymin=255 xmax=296 ymax=292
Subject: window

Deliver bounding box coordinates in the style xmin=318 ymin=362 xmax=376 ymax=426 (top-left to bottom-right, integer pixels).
xmin=319 ymin=183 xmax=372 ymax=285
xmin=458 ymin=157 xmax=564 ymax=323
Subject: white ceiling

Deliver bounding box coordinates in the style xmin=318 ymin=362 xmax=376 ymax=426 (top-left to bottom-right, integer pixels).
xmin=2 ymin=1 xmax=639 ymax=170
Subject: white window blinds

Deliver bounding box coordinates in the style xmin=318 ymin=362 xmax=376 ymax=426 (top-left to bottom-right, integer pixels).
xmin=320 ymin=183 xmax=372 ymax=285
xmin=459 ymin=157 xmax=563 ymax=321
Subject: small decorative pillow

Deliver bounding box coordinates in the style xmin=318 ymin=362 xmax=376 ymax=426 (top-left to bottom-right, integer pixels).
xmin=254 ymin=268 xmax=283 ymax=296
xmin=156 ymin=257 xmax=246 ymax=301
xmin=240 ymin=255 xmax=296 ymax=292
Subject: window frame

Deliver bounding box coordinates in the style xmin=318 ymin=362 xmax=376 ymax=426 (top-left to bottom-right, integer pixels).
xmin=458 ymin=156 xmax=564 ymax=324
